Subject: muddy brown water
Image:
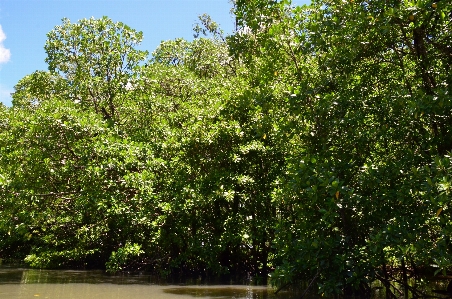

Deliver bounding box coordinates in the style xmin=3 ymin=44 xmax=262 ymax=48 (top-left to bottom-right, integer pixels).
xmin=1 ymin=266 xmax=450 ymax=299
xmin=0 ymin=267 xmax=301 ymax=299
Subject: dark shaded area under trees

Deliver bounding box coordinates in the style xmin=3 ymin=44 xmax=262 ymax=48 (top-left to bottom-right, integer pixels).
xmin=1 ymin=0 xmax=452 ymax=297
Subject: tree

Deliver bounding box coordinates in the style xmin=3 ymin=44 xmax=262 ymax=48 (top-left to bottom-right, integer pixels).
xmin=44 ymin=16 xmax=148 ymax=121
xmin=231 ymin=0 xmax=452 ymax=296
xmin=12 ymin=71 xmax=68 ymax=109
xmin=0 ymin=99 xmax=162 ymax=268
xmin=3 ymin=2 xmax=452 ymax=294
xmin=3 ymin=17 xmax=151 ymax=267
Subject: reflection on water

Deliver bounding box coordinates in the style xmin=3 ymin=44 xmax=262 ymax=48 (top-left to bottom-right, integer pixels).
xmin=0 ymin=268 xmax=154 ymax=284
xmin=0 ymin=266 xmax=299 ymax=299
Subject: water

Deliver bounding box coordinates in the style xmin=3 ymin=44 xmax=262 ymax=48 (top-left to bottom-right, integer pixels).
xmin=1 ymin=266 xmax=450 ymax=299
xmin=0 ymin=267 xmax=299 ymax=299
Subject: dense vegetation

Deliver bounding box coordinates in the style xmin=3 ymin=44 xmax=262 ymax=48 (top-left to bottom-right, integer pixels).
xmin=1 ymin=0 xmax=451 ymax=296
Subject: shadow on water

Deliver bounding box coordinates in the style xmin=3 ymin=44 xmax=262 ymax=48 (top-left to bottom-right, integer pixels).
xmin=163 ymin=285 xmax=285 ymax=299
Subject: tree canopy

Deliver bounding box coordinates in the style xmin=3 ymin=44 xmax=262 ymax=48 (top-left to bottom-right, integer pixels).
xmin=1 ymin=1 xmax=452 ymax=296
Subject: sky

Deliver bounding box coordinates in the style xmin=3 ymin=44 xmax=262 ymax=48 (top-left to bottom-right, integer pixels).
xmin=0 ymin=0 xmax=309 ymax=107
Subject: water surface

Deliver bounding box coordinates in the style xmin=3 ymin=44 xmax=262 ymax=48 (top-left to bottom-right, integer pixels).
xmin=0 ymin=267 xmax=298 ymax=299
xmin=2 ymin=267 xmax=448 ymax=299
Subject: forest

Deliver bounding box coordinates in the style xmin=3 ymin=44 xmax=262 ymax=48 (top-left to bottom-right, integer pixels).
xmin=1 ymin=0 xmax=452 ymax=297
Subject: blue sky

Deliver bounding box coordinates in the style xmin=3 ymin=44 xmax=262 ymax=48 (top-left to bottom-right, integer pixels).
xmin=0 ymin=0 xmax=309 ymax=106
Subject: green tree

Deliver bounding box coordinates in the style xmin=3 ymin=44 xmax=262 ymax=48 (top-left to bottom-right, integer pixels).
xmin=12 ymin=71 xmax=68 ymax=109
xmin=0 ymin=99 xmax=163 ymax=268
xmin=2 ymin=17 xmax=152 ymax=268
xmin=44 ymin=16 xmax=148 ymax=121
xmin=127 ymin=35 xmax=279 ymax=278
xmin=3 ymin=2 xmax=451 ymax=294
xmin=232 ymin=0 xmax=452 ymax=296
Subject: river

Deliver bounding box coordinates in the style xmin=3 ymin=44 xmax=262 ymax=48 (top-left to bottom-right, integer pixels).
xmin=1 ymin=266 xmax=449 ymax=299
xmin=0 ymin=266 xmax=302 ymax=299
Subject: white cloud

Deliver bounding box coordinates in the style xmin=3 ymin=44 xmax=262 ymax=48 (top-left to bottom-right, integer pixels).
xmin=0 ymin=25 xmax=11 ymax=64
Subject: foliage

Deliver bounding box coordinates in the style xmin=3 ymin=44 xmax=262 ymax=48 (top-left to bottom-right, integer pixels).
xmin=1 ymin=3 xmax=452 ymax=297
xmin=12 ymin=71 xmax=69 ymax=109
xmin=44 ymin=16 xmax=148 ymax=121
xmin=105 ymin=242 xmax=144 ymax=272
xmin=230 ymin=0 xmax=452 ymax=295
